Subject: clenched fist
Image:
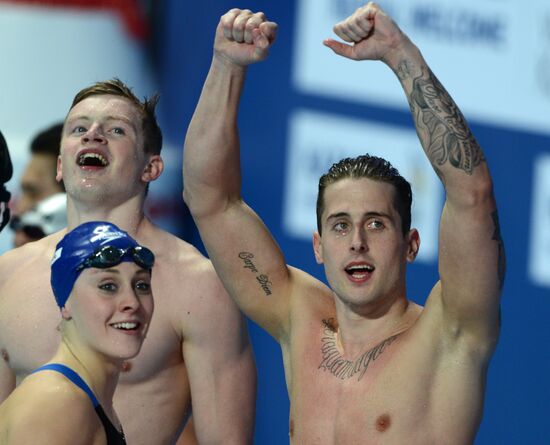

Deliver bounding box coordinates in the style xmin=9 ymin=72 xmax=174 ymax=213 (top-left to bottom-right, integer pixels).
xmin=214 ymin=8 xmax=278 ymax=67
xmin=323 ymin=2 xmax=411 ymax=66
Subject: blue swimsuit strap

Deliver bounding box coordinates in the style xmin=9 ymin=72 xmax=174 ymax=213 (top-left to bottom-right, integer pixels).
xmin=31 ymin=363 xmax=99 ymax=407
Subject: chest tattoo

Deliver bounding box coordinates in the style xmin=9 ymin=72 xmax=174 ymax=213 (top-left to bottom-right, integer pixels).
xmin=318 ymin=319 xmax=399 ymax=381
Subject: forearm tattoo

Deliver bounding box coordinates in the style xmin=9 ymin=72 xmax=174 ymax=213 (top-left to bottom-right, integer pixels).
xmin=396 ymin=59 xmax=414 ymax=81
xmin=400 ymin=61 xmax=485 ymax=175
xmin=319 ymin=319 xmax=399 ymax=381
xmin=491 ymin=210 xmax=506 ymax=290
xmin=238 ymin=252 xmax=273 ymax=296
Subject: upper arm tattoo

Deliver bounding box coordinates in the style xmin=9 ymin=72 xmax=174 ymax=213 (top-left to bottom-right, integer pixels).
xmin=238 ymin=252 xmax=273 ymax=296
xmin=399 ymin=61 xmax=485 ymax=175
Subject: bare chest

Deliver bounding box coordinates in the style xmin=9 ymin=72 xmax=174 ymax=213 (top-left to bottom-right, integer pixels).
xmin=286 ymin=328 xmax=436 ymax=444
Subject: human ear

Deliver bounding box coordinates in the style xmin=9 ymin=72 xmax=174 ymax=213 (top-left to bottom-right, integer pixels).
xmin=56 ymin=155 xmax=63 ymax=182
xmin=313 ymin=231 xmax=324 ymax=264
xmin=141 ymin=155 xmax=164 ymax=183
xmin=406 ymin=228 xmax=420 ymax=262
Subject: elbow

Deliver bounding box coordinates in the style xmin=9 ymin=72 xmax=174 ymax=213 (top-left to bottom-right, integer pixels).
xmin=182 ymin=187 xmax=193 ymax=211
xmin=183 ymin=186 xmax=240 ymax=221
xmin=449 ymin=176 xmax=495 ymax=210
xmin=182 ymin=187 xmax=208 ymax=220
xmin=183 ymin=187 xmax=211 ymax=220
xmin=182 ymin=188 xmax=196 ymax=215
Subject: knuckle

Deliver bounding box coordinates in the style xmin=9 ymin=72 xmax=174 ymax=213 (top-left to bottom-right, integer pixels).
xmin=233 ymin=17 xmax=246 ymax=29
xmin=245 ymin=19 xmax=257 ymax=30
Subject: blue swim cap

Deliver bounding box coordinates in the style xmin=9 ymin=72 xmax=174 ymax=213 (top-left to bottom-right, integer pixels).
xmin=51 ymin=221 xmax=151 ymax=309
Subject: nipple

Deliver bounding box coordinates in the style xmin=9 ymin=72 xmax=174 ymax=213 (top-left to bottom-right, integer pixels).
xmin=121 ymin=361 xmax=132 ymax=372
xmin=375 ymin=413 xmax=391 ymax=432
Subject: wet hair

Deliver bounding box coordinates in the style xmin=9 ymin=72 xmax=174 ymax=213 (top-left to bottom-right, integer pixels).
xmin=31 ymin=122 xmax=65 ymax=192
xmin=316 ymin=154 xmax=412 ymax=236
xmin=69 ymin=78 xmax=162 ymax=156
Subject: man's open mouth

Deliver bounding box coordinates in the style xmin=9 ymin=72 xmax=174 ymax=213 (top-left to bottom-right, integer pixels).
xmin=77 ymin=152 xmax=108 ymax=167
xmin=345 ymin=263 xmax=374 ymax=279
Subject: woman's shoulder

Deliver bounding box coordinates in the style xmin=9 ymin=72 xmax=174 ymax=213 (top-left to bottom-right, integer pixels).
xmin=4 ymin=370 xmax=100 ymax=443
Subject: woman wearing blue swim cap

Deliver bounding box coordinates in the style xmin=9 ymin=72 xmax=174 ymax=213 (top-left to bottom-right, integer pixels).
xmin=0 ymin=221 xmax=155 ymax=445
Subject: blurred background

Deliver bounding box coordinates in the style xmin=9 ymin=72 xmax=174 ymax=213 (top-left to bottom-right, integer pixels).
xmin=0 ymin=0 xmax=548 ymax=443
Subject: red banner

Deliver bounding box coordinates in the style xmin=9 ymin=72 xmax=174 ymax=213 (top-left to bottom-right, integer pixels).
xmin=0 ymin=0 xmax=149 ymax=39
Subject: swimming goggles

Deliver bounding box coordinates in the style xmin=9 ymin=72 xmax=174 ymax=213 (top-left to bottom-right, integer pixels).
xmin=77 ymin=245 xmax=155 ymax=271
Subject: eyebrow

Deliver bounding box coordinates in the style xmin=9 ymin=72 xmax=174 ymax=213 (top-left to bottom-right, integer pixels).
xmin=325 ymin=211 xmax=392 ymax=223
xmin=88 ymin=268 xmax=151 ymax=280
xmin=88 ymin=268 xmax=121 ymax=275
xmin=66 ymin=114 xmax=136 ymax=129
xmin=134 ymin=269 xmax=152 ymax=277
xmin=326 ymin=212 xmax=350 ymax=222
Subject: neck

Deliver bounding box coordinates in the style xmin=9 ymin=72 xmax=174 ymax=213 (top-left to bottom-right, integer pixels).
xmin=66 ymin=192 xmax=147 ymax=236
xmin=52 ymin=338 xmax=121 ymax=409
xmin=332 ymin=293 xmax=420 ymax=358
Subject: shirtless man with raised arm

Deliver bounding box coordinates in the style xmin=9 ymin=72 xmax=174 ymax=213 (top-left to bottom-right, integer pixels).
xmin=0 ymin=79 xmax=256 ymax=445
xmin=183 ymin=4 xmax=504 ymax=443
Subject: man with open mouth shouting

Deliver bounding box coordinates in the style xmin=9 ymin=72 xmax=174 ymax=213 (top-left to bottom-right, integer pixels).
xmin=0 ymin=80 xmax=256 ymax=445
xmin=183 ymin=3 xmax=505 ymax=444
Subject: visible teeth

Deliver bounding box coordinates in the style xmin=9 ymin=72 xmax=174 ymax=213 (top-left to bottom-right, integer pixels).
xmin=78 ymin=152 xmax=108 ymax=166
xmin=346 ymin=265 xmax=374 ymax=274
xmin=111 ymin=322 xmax=138 ymax=330
xmin=348 ymin=265 xmax=373 ymax=271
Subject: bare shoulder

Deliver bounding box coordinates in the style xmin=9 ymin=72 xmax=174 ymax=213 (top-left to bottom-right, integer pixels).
xmin=139 ymin=223 xmax=237 ymax=325
xmin=288 ymin=266 xmax=334 ymax=312
xmin=143 ymin=223 xmax=226 ymax=290
xmin=0 ymin=232 xmax=64 ymax=293
xmin=403 ymin=282 xmax=444 ymax=345
xmin=408 ymin=281 xmax=495 ymax=363
xmin=5 ymin=371 xmax=99 ymax=443
xmin=0 ymin=235 xmax=50 ymax=273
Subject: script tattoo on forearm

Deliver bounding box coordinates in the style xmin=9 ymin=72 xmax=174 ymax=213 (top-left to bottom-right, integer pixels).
xmin=318 ymin=319 xmax=399 ymax=381
xmin=238 ymin=252 xmax=272 ymax=296
xmin=491 ymin=210 xmax=506 ymax=290
xmin=401 ymin=61 xmax=484 ymax=175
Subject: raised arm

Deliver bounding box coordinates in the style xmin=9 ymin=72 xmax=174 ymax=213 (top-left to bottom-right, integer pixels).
xmin=183 ymin=10 xmax=291 ymax=339
xmin=324 ymin=3 xmax=504 ymax=347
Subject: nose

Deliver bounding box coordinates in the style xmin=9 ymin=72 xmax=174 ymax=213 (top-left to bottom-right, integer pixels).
xmin=81 ymin=125 xmax=107 ymax=145
xmin=350 ymin=228 xmax=367 ymax=253
xmin=119 ymin=289 xmax=140 ymax=313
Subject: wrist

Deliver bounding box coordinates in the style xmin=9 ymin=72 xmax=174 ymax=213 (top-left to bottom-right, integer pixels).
xmin=382 ymin=35 xmax=422 ymax=72
xmin=212 ymin=50 xmax=250 ymax=72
